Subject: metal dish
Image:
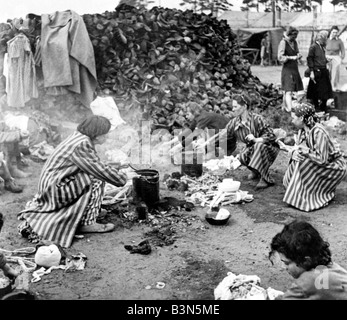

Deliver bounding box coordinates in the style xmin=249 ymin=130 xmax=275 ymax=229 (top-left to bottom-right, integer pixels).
xmin=205 ymin=211 xmax=230 ymax=226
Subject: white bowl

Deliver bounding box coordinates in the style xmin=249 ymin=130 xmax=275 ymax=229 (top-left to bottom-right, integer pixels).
xmin=218 ymin=180 xmax=241 ymax=192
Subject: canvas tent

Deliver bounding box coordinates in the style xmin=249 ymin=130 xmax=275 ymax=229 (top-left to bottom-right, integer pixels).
xmin=219 ymin=11 xmax=347 ymax=64
xmin=236 ymin=27 xmax=284 ymax=65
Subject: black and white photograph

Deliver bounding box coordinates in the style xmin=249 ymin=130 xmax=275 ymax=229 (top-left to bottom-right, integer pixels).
xmin=0 ymin=0 xmax=346 ymax=305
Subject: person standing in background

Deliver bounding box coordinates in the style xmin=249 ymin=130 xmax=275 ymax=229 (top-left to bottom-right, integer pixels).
xmin=307 ymin=30 xmax=333 ymax=113
xmin=260 ymin=33 xmax=269 ymax=67
xmin=326 ymin=26 xmax=345 ymax=91
xmin=278 ymin=26 xmax=303 ymax=113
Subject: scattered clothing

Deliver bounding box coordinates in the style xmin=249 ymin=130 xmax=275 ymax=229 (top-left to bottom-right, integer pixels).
xmin=214 ymin=271 xmax=283 ymax=300
xmin=124 ymin=240 xmax=152 ymax=255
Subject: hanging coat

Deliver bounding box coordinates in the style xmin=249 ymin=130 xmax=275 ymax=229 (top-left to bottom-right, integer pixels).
xmin=41 ymin=10 xmax=97 ymax=108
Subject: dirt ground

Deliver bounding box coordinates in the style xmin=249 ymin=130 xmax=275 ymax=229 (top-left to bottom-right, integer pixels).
xmin=1 ymin=65 xmax=347 ymax=300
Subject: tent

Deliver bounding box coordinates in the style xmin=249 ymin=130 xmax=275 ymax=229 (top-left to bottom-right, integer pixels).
xmin=236 ymin=27 xmax=285 ymax=65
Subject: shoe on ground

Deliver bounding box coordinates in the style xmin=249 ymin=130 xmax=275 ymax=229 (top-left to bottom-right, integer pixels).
xmin=247 ymin=171 xmax=259 ymax=180
xmin=124 ymin=239 xmax=152 ymax=255
xmin=78 ymin=222 xmax=115 ymax=234
xmin=5 ymin=179 xmax=23 ymax=193
xmin=255 ymin=178 xmax=274 ymax=189
xmin=17 ymin=157 xmax=31 ymax=168
xmin=9 ymin=167 xmax=32 ymax=179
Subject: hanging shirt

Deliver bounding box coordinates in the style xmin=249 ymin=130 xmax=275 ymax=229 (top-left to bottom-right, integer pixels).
xmin=6 ymin=33 xmax=38 ymax=108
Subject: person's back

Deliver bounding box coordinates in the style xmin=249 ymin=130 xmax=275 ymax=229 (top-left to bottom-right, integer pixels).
xmin=270 ymin=220 xmax=347 ymax=300
xmin=282 ymin=262 xmax=347 ymax=300
xmin=190 ymin=111 xmax=230 ymax=131
xmin=185 ymin=110 xmax=236 ymax=157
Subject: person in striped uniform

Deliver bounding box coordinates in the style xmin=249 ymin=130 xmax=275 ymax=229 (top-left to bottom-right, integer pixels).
xmin=283 ymin=102 xmax=346 ymax=212
xmin=17 ymin=115 xmax=128 ymax=248
xmin=220 ymin=93 xmax=280 ymax=189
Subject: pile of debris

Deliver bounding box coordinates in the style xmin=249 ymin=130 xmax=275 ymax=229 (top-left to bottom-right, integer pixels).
xmin=83 ymin=4 xmax=283 ymax=131
xmin=1 ymin=4 xmax=283 ymax=128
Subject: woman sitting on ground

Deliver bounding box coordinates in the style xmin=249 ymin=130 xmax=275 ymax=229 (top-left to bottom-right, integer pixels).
xmin=269 ymin=220 xmax=347 ymax=300
xmin=18 ymin=115 xmax=127 ymax=248
xmin=282 ymin=102 xmax=346 ymax=212
xmin=219 ymin=93 xmax=280 ymax=189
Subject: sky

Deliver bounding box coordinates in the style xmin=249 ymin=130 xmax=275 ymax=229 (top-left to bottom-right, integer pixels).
xmin=0 ymin=0 xmax=337 ymax=24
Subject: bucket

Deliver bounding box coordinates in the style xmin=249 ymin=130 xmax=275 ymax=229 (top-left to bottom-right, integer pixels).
xmin=181 ymin=151 xmax=203 ymax=177
xmin=132 ymin=169 xmax=160 ymax=207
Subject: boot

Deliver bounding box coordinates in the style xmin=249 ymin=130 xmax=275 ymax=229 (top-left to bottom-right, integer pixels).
xmin=9 ymin=165 xmax=32 ymax=179
xmin=5 ymin=179 xmax=23 ymax=193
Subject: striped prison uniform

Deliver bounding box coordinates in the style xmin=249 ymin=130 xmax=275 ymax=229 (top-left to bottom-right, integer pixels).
xmin=283 ymin=124 xmax=346 ymax=212
xmin=18 ymin=131 xmax=127 ymax=248
xmin=223 ymin=112 xmax=280 ymax=183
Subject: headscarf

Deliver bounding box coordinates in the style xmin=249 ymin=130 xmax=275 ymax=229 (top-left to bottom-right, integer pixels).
xmin=292 ymin=102 xmax=318 ymax=128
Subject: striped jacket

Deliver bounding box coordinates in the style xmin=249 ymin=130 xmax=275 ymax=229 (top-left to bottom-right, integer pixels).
xmin=224 ymin=112 xmax=279 ymax=183
xmin=283 ymin=123 xmax=346 ymax=212
xmin=18 ymin=131 xmax=127 ymax=247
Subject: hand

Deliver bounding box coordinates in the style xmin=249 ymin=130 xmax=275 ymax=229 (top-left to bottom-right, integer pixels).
xmin=292 ymin=150 xmax=305 ymax=162
xmin=253 ymin=137 xmax=263 ymax=144
xmin=20 ymin=130 xmax=29 ymax=140
xmin=297 ymin=53 xmax=302 ymax=59
xmin=107 ymin=161 xmax=128 ymax=169
xmin=310 ymin=71 xmax=316 ymax=83
xmin=298 ymin=146 xmax=309 ymax=156
xmin=245 ymin=134 xmax=255 ymax=143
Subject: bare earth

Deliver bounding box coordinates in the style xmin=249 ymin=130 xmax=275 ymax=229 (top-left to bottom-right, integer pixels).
xmin=1 ymin=65 xmax=346 ymax=300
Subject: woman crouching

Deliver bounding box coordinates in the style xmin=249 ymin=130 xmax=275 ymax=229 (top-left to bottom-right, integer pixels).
xmin=283 ymin=102 xmax=346 ymax=212
xmin=17 ymin=115 xmax=127 ymax=248
xmin=221 ymin=93 xmax=280 ymax=189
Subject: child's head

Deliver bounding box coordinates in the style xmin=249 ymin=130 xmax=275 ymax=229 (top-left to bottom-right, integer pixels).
xmin=269 ymin=220 xmax=332 ymax=278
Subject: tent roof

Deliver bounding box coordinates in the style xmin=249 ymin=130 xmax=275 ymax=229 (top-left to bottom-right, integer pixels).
xmin=219 ymin=11 xmax=347 ymax=29
xmin=237 ymin=27 xmax=284 ymax=33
